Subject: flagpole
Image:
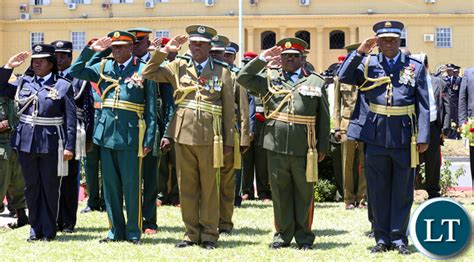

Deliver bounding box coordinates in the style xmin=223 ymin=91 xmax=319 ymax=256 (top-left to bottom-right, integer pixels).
xmin=238 ymin=0 xmax=243 ymax=67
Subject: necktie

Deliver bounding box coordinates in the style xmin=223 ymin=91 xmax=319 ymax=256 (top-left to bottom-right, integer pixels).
xmin=388 ymin=59 xmax=395 ymax=70
xmin=119 ymin=64 xmax=125 ymax=72
xmin=59 ymin=71 xmax=64 ymax=77
xmin=36 ymin=77 xmax=44 ymax=86
xmin=196 ymin=64 xmax=203 ymax=76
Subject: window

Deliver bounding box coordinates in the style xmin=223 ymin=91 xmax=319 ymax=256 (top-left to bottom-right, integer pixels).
xmin=400 ymin=28 xmax=407 ymax=47
xmin=295 ymin=30 xmax=311 ymax=49
xmin=65 ymin=0 xmax=91 ymax=4
xmin=436 ymin=27 xmax=452 ymax=48
xmin=111 ymin=0 xmax=133 ymax=3
xmin=329 ymin=30 xmax=345 ymax=49
xmin=155 ymin=0 xmax=169 ymax=2
xmin=155 ymin=30 xmax=170 ymax=39
xmin=261 ymin=31 xmax=276 ymax=49
xmin=30 ymin=32 xmax=44 ymax=47
xmin=71 ymin=32 xmax=86 ymax=51
xmin=30 ymin=0 xmax=50 ymax=5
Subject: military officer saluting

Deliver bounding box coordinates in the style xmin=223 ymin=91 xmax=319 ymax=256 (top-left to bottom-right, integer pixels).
xmin=142 ymin=25 xmax=235 ymax=249
xmin=338 ymin=21 xmax=429 ymax=254
xmin=237 ymin=38 xmax=330 ymax=250
xmin=333 ymin=43 xmax=367 ymax=210
xmin=51 ymin=40 xmax=94 ymax=233
xmin=0 ymin=45 xmax=77 ymax=242
xmin=70 ymin=31 xmax=157 ymax=244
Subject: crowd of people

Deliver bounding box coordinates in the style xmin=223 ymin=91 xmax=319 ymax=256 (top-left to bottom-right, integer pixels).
xmin=0 ymin=19 xmax=472 ymax=254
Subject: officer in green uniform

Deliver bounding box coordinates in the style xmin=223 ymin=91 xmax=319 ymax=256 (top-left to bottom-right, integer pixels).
xmin=333 ymin=43 xmax=367 ymax=210
xmin=0 ymin=95 xmax=28 ymax=228
xmin=237 ymin=38 xmax=330 ymax=250
xmin=70 ymin=31 xmax=157 ymax=244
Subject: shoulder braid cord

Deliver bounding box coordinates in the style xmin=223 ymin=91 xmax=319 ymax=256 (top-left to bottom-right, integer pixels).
xmin=263 ymin=70 xmax=295 ymax=122
xmin=97 ymin=58 xmax=147 ymax=159
xmin=14 ymin=76 xmax=40 ymax=118
xmin=359 ymin=56 xmax=419 ymax=167
xmin=171 ymin=58 xmax=223 ymax=197
xmin=74 ymin=80 xmax=88 ymax=100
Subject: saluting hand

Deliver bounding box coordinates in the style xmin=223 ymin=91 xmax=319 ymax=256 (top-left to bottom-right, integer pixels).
xmin=260 ymin=46 xmax=283 ymax=62
xmin=267 ymin=56 xmax=282 ymax=69
xmin=151 ymin=37 xmax=163 ymax=48
xmin=357 ymin=36 xmax=378 ymax=55
xmin=6 ymin=51 xmax=30 ymax=69
xmin=161 ymin=35 xmax=188 ymax=53
xmin=90 ymin=37 xmax=112 ymax=52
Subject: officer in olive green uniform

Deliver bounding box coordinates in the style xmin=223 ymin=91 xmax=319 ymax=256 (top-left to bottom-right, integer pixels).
xmin=237 ymin=38 xmax=330 ymax=250
xmin=70 ymin=31 xmax=157 ymax=244
xmin=333 ymin=43 xmax=367 ymax=210
xmin=0 ymin=95 xmax=28 ymax=228
xmin=210 ymin=37 xmax=250 ymax=234
xmin=142 ymin=25 xmax=235 ymax=250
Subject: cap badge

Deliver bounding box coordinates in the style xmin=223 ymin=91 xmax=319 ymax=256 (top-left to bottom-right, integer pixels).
xmin=197 ymin=26 xmax=206 ymax=34
xmin=385 ymin=21 xmax=392 ymax=28
xmin=113 ymin=31 xmax=120 ymax=38
xmin=285 ymin=41 xmax=292 ymax=49
xmin=34 ymin=45 xmax=42 ymax=52
xmin=212 ymin=36 xmax=219 ymax=41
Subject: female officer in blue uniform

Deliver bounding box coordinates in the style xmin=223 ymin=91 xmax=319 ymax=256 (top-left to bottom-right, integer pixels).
xmin=0 ymin=45 xmax=76 ymax=242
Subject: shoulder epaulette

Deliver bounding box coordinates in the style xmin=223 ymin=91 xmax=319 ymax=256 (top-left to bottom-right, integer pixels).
xmin=176 ymin=55 xmax=192 ymax=62
xmin=310 ymin=72 xmax=325 ymax=81
xmin=212 ymin=59 xmax=229 ymax=68
xmin=408 ymin=56 xmax=422 ymax=65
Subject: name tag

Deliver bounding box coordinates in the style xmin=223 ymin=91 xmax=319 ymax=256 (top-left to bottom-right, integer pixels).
xmin=298 ymin=85 xmax=321 ymax=97
xmin=256 ymin=106 xmax=264 ymax=113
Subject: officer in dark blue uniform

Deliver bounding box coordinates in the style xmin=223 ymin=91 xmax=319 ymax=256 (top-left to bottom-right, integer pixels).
xmin=0 ymin=45 xmax=77 ymax=242
xmin=338 ymin=21 xmax=430 ymax=255
xmin=444 ymin=64 xmax=462 ymax=139
xmin=51 ymin=40 xmax=94 ymax=233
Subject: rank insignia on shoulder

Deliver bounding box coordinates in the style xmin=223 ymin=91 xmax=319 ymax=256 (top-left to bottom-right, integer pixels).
xmin=298 ymin=85 xmax=321 ymax=97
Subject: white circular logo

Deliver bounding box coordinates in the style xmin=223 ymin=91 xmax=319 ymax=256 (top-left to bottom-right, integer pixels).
xmin=197 ymin=26 xmax=206 ymax=34
xmin=56 ymin=41 xmax=64 ymax=48
xmin=34 ymin=45 xmax=42 ymax=52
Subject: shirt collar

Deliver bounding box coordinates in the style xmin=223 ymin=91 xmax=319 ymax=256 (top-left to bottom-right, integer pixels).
xmin=284 ymin=68 xmax=302 ymax=77
xmin=59 ymin=66 xmax=71 ymax=77
xmin=193 ymin=58 xmax=209 ymax=70
xmin=35 ymin=72 xmax=52 ymax=83
xmin=117 ymin=55 xmax=133 ymax=69
xmin=140 ymin=52 xmax=151 ymax=62
xmin=385 ymin=51 xmax=401 ymax=63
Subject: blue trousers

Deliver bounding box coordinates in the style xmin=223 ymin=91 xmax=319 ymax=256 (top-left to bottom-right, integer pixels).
xmin=365 ymin=144 xmax=414 ymax=246
xmin=18 ymin=152 xmax=60 ymax=239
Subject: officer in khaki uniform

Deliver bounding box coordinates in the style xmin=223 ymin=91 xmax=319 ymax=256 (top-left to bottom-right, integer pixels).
xmin=142 ymin=25 xmax=235 ymax=249
xmin=0 ymin=94 xmax=28 ymax=229
xmin=333 ymin=43 xmax=367 ymax=210
xmin=70 ymin=31 xmax=157 ymax=244
xmin=210 ymin=38 xmax=250 ymax=234
xmin=237 ymin=38 xmax=330 ymax=250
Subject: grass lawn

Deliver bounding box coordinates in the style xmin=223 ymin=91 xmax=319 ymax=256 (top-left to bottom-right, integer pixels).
xmin=0 ymin=200 xmax=472 ymax=261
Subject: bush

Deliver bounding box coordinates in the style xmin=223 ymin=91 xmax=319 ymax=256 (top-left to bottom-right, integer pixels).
xmin=419 ymin=159 xmax=466 ymax=195
xmin=314 ymin=179 xmax=337 ymax=202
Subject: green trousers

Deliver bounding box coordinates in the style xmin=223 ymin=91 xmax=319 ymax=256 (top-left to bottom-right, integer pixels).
xmin=0 ymin=150 xmax=26 ymax=210
xmin=85 ymin=144 xmax=104 ymax=209
xmin=142 ymin=153 xmax=158 ymax=230
xmin=267 ymin=150 xmax=315 ymax=246
xmin=101 ymin=147 xmax=141 ymax=241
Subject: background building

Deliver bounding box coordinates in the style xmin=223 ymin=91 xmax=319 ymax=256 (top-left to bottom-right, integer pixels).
xmin=0 ymin=0 xmax=473 ymax=72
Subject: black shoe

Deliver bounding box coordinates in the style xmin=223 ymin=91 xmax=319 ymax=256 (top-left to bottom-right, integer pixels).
xmin=62 ymin=227 xmax=75 ymax=233
xmin=298 ymin=243 xmax=312 ymax=250
xmin=367 ymin=231 xmax=375 ymax=238
xmin=27 ymin=236 xmax=39 ymax=242
xmin=201 ymin=241 xmax=216 ymax=250
xmin=81 ymin=206 xmax=100 ymax=213
xmin=129 ymin=239 xmax=142 ymax=245
xmin=99 ymin=237 xmax=116 ymax=243
xmin=40 ymin=237 xmax=54 ymax=242
xmin=175 ymin=240 xmax=196 ymax=248
xmin=269 ymin=242 xmax=289 ymax=249
xmin=393 ymin=244 xmax=410 ymax=255
xmin=370 ymin=243 xmax=390 ymax=253
xmin=219 ymin=229 xmax=231 ymax=236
